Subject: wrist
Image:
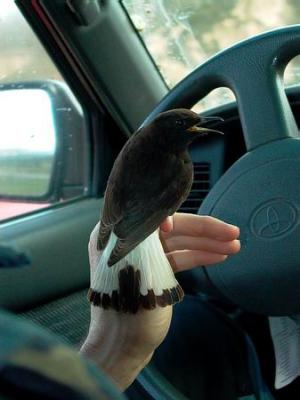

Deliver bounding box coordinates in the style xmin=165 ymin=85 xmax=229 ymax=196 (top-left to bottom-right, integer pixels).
xmin=80 ymin=308 xmax=157 ymax=390
xmin=80 ymin=338 xmax=153 ymax=391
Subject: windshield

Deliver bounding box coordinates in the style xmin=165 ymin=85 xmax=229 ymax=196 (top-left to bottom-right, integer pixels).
xmin=122 ymin=0 xmax=300 ymax=111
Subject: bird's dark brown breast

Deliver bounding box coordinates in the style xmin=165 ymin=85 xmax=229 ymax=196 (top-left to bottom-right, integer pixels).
xmin=167 ymin=151 xmax=194 ymax=210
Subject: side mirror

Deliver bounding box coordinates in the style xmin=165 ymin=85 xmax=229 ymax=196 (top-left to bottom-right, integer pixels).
xmin=0 ymin=80 xmax=87 ymax=217
xmin=0 ymin=87 xmax=56 ymax=198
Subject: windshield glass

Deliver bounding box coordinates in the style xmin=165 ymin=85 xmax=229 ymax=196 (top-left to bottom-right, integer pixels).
xmin=122 ymin=0 xmax=300 ymax=111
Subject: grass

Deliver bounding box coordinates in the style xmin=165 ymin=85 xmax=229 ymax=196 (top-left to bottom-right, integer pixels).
xmin=0 ymin=154 xmax=53 ymax=197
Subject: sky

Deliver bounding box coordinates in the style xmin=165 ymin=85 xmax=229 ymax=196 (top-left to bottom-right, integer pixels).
xmin=0 ymin=88 xmax=56 ymax=154
xmin=0 ymin=1 xmax=56 ymax=155
xmin=0 ymin=0 xmax=14 ymax=19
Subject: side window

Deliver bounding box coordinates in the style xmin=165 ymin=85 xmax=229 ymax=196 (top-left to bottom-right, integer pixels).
xmin=0 ymin=1 xmax=89 ymax=221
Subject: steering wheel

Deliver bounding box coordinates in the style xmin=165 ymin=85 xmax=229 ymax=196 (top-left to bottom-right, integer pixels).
xmin=143 ymin=25 xmax=300 ymax=316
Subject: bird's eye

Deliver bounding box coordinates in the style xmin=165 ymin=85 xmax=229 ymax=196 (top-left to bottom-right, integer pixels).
xmin=175 ymin=120 xmax=184 ymax=126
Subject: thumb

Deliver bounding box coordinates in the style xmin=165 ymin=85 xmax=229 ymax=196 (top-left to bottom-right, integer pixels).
xmin=160 ymin=216 xmax=174 ymax=234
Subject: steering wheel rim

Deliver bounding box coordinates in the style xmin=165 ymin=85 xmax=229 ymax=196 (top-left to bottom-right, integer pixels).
xmin=143 ymin=25 xmax=300 ymax=316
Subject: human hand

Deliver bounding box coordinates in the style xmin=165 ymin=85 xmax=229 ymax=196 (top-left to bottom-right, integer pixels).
xmin=160 ymin=212 xmax=240 ymax=272
xmin=81 ymin=222 xmax=173 ymax=391
xmin=80 ymin=213 xmax=240 ymax=390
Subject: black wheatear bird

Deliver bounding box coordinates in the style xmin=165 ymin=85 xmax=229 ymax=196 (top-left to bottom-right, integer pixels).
xmin=88 ymin=109 xmax=223 ymax=313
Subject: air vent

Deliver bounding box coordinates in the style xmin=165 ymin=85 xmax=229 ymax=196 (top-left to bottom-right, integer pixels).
xmin=179 ymin=162 xmax=210 ymax=214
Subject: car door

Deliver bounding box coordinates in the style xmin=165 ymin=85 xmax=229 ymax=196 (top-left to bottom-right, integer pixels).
xmin=0 ymin=0 xmax=100 ymax=320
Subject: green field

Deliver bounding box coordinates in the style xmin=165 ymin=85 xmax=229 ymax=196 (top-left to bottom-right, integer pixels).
xmin=0 ymin=155 xmax=53 ymax=197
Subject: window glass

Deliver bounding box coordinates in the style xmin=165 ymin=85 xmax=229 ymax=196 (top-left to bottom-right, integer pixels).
xmin=122 ymin=0 xmax=300 ymax=110
xmin=0 ymin=1 xmax=88 ymax=221
xmin=0 ymin=89 xmax=55 ymax=197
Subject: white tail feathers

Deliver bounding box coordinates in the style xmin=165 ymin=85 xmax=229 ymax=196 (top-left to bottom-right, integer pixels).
xmin=88 ymin=229 xmax=184 ymax=313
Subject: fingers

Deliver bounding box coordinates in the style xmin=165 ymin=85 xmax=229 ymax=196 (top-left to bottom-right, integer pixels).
xmin=161 ymin=213 xmax=241 ymax=273
xmin=165 ymin=235 xmax=241 ymax=255
xmin=162 ymin=213 xmax=239 ymax=241
xmin=166 ymin=250 xmax=228 ymax=273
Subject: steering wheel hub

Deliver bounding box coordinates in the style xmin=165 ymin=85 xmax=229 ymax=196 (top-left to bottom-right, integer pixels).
xmin=200 ymin=138 xmax=300 ymax=315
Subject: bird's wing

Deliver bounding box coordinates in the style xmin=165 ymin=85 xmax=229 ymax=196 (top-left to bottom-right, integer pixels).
xmin=97 ymin=186 xmax=123 ymax=250
xmin=97 ymin=139 xmax=134 ymax=249
xmin=108 ymin=167 xmax=192 ymax=265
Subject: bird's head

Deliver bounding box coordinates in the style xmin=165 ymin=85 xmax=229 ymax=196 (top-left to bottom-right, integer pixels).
xmin=149 ymin=108 xmax=224 ymax=151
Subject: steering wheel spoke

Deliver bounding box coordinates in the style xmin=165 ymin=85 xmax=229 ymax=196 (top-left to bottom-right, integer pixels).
xmin=145 ymin=25 xmax=300 ymax=150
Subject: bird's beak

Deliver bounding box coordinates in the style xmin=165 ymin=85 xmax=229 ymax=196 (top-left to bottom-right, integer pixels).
xmin=200 ymin=116 xmax=224 ymax=124
xmin=187 ymin=115 xmax=224 ymax=136
xmin=187 ymin=126 xmax=224 ymax=136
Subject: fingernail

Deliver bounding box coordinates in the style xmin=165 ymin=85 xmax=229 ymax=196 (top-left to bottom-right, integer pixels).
xmin=228 ymin=224 xmax=240 ymax=234
xmin=233 ymin=239 xmax=241 ymax=252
